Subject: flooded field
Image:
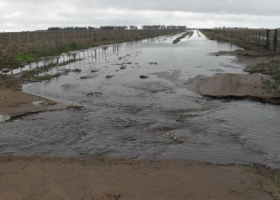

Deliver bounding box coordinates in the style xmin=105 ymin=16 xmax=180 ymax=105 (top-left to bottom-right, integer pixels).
xmin=1 ymin=31 xmax=280 ymax=168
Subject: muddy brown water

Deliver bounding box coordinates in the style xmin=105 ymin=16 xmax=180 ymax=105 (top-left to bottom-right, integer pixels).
xmin=1 ymin=31 xmax=280 ymax=168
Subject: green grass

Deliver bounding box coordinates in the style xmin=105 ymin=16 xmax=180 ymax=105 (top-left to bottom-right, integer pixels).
xmin=14 ymin=53 xmax=37 ymax=64
xmin=253 ymin=60 xmax=280 ymax=73
xmin=261 ymin=78 xmax=278 ymax=91
xmin=58 ymin=41 xmax=80 ymax=53
xmin=249 ymin=60 xmax=280 ymax=86
xmin=36 ymin=73 xmax=61 ymax=81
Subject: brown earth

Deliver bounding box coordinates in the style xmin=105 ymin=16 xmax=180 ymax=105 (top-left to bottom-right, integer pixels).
xmin=0 ymin=157 xmax=276 ymax=200
xmin=0 ymin=89 xmax=64 ymax=117
xmin=193 ymin=73 xmax=280 ymax=104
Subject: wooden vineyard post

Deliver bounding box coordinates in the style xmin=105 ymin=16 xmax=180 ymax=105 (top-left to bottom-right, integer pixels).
xmin=266 ymin=29 xmax=270 ymax=49
xmin=35 ymin=32 xmax=38 ymax=49
xmin=259 ymin=32 xmax=262 ymax=46
xmin=8 ymin=32 xmax=11 ymax=50
xmin=27 ymin=32 xmax=30 ymax=45
xmin=274 ymin=29 xmax=278 ymax=51
xmin=62 ymin=31 xmax=65 ymax=44
xmin=18 ymin=32 xmax=21 ymax=51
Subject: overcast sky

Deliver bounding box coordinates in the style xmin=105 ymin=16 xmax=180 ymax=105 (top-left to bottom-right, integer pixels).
xmin=0 ymin=0 xmax=279 ymax=31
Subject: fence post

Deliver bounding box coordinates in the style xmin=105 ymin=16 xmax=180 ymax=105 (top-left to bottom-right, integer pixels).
xmin=8 ymin=32 xmax=11 ymax=49
xmin=274 ymin=29 xmax=278 ymax=51
xmin=18 ymin=32 xmax=21 ymax=51
xmin=35 ymin=33 xmax=38 ymax=48
xmin=62 ymin=31 xmax=65 ymax=44
xmin=266 ymin=29 xmax=270 ymax=49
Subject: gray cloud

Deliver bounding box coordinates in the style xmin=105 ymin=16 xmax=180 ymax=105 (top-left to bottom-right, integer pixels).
xmin=0 ymin=0 xmax=279 ymax=31
xmin=97 ymin=0 xmax=280 ymax=16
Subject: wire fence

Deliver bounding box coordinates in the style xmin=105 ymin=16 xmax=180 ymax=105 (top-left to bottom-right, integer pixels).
xmin=202 ymin=29 xmax=280 ymax=52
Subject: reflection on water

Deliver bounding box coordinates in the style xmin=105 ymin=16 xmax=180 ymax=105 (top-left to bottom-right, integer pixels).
xmin=1 ymin=31 xmax=280 ymax=168
xmin=1 ymin=34 xmax=175 ymax=75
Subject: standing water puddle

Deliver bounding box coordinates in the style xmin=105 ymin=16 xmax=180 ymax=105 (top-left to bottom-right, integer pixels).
xmin=1 ymin=31 xmax=280 ymax=168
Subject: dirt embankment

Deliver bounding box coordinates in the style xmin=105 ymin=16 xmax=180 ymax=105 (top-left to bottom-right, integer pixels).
xmin=0 ymin=157 xmax=277 ymax=200
xmin=0 ymin=89 xmax=65 ymax=120
xmin=194 ymin=73 xmax=280 ymax=104
xmin=192 ymin=33 xmax=280 ymax=104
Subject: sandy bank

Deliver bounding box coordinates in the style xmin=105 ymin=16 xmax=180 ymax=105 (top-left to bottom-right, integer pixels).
xmin=193 ymin=73 xmax=280 ymax=104
xmin=0 ymin=89 xmax=65 ymax=119
xmin=0 ymin=157 xmax=276 ymax=200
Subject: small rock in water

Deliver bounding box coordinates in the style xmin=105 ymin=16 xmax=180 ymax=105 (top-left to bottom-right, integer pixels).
xmin=58 ymin=69 xmax=70 ymax=75
xmin=0 ymin=115 xmax=11 ymax=123
xmin=68 ymin=104 xmax=83 ymax=109
xmin=140 ymin=75 xmax=149 ymax=79
xmin=72 ymin=69 xmax=82 ymax=73
xmin=80 ymin=76 xmax=88 ymax=79
xmin=32 ymin=101 xmax=47 ymax=106
xmin=165 ymin=132 xmax=183 ymax=143
xmin=91 ymin=70 xmax=98 ymax=73
xmin=2 ymin=68 xmax=10 ymax=73
xmin=106 ymin=75 xmax=115 ymax=79
xmin=120 ymin=66 xmax=126 ymax=70
xmin=85 ymin=92 xmax=103 ymax=96
xmin=148 ymin=62 xmax=158 ymax=65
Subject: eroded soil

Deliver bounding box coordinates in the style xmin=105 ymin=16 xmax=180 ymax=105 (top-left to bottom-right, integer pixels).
xmin=0 ymin=157 xmax=275 ymax=200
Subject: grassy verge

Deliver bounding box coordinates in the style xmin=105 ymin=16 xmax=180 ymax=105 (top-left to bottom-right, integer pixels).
xmin=14 ymin=53 xmax=38 ymax=64
xmin=200 ymin=30 xmax=246 ymax=48
xmin=256 ymin=167 xmax=280 ymax=199
xmin=198 ymin=161 xmax=280 ymax=199
xmin=245 ymin=59 xmax=280 ymax=90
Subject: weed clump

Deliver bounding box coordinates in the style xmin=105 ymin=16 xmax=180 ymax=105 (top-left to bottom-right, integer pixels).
xmin=14 ymin=53 xmax=37 ymax=64
xmin=36 ymin=73 xmax=61 ymax=81
xmin=173 ymin=31 xmax=193 ymax=44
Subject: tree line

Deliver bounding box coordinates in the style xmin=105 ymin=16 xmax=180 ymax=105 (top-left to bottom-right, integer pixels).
xmin=46 ymin=25 xmax=187 ymax=31
xmin=142 ymin=25 xmax=187 ymax=30
xmin=47 ymin=26 xmax=97 ymax=31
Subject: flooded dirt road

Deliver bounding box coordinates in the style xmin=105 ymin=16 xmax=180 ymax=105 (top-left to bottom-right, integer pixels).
xmin=1 ymin=31 xmax=280 ymax=168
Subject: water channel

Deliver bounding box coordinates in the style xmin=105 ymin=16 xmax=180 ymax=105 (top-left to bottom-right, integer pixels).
xmin=1 ymin=31 xmax=280 ymax=168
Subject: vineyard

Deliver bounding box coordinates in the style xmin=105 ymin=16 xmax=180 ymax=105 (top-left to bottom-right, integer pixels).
xmin=0 ymin=29 xmax=180 ymax=68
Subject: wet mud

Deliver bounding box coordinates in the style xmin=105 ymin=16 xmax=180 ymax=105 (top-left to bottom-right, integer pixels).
xmin=1 ymin=32 xmax=280 ymax=168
